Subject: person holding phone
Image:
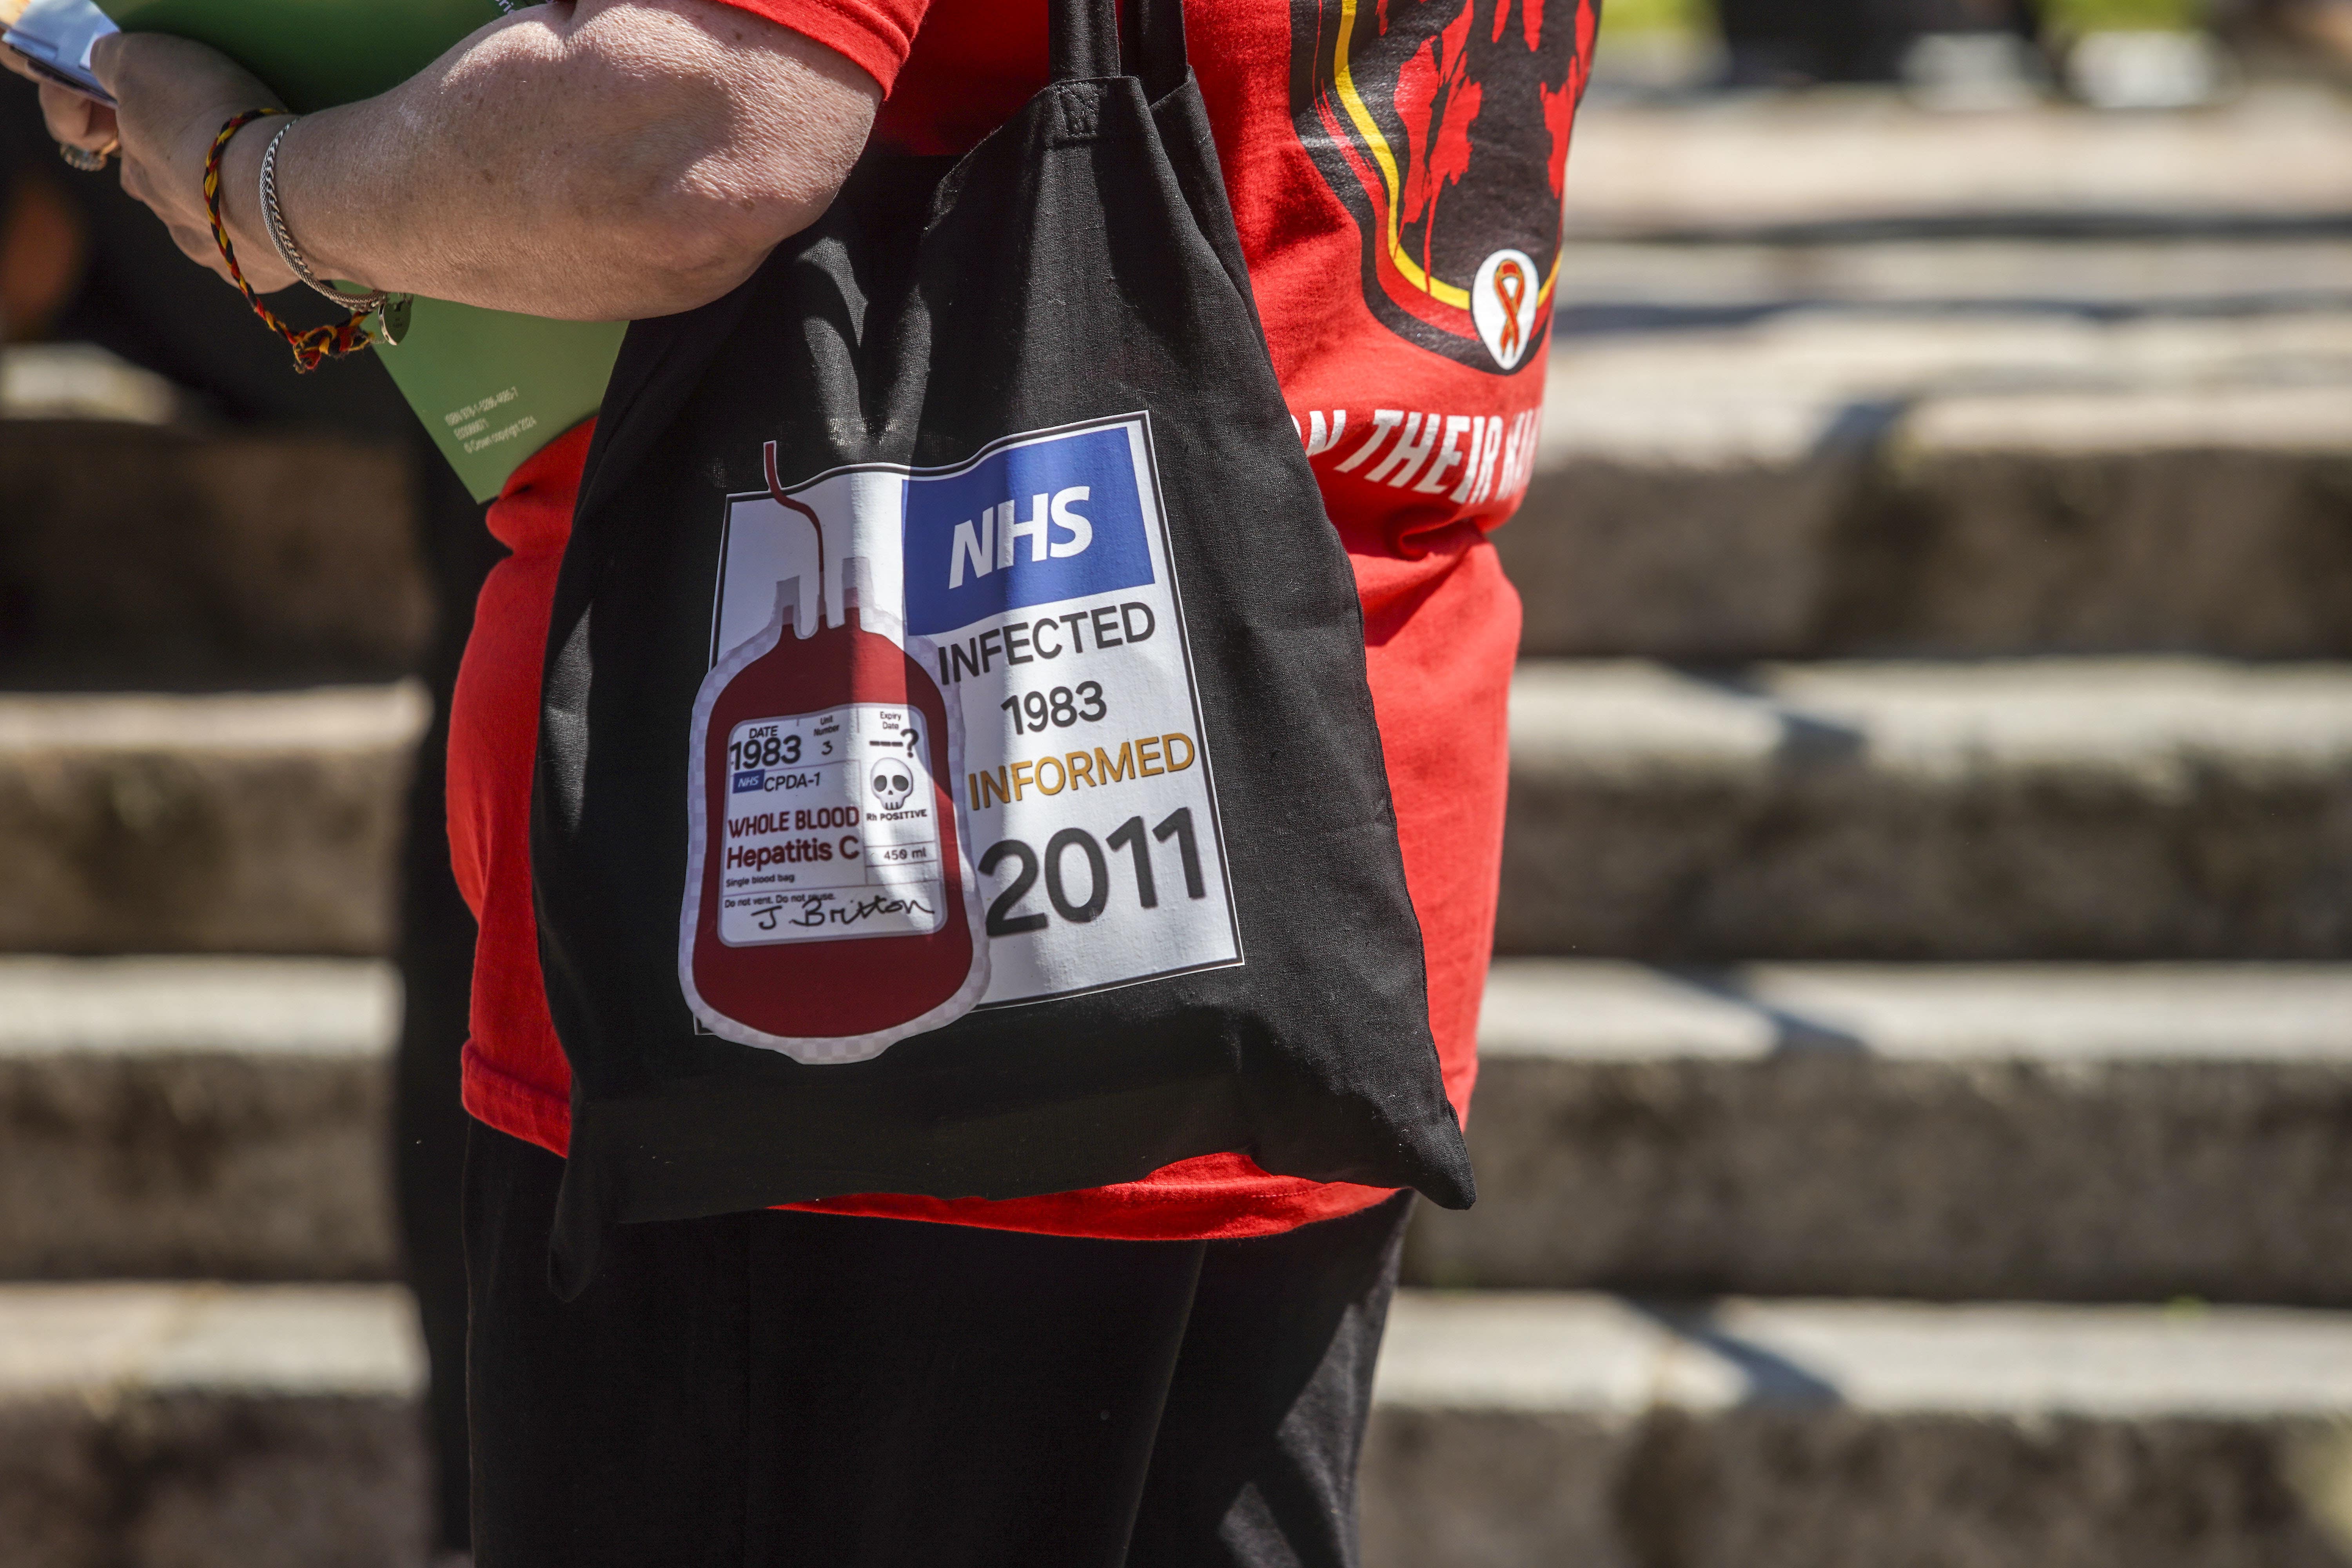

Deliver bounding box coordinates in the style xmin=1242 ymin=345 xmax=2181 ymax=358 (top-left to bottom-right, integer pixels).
xmin=9 ymin=3 xmax=1593 ymax=1562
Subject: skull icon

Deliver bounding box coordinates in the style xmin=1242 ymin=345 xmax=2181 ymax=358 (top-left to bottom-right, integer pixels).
xmin=869 ymin=760 xmax=915 ymax=813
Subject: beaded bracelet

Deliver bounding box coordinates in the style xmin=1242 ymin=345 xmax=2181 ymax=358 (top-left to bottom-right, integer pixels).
xmin=203 ymin=108 xmax=393 ymax=372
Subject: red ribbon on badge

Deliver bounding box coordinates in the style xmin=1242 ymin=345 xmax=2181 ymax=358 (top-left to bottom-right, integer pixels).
xmin=1493 ymin=259 xmax=1527 ymax=358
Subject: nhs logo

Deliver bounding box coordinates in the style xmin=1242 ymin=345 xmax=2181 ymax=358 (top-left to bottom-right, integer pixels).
xmin=902 ymin=425 xmax=1155 ymax=636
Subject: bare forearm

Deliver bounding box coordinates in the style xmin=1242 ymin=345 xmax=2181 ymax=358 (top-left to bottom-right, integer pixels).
xmin=224 ymin=0 xmax=876 ymax=319
xmin=130 ymin=0 xmax=878 ymax=320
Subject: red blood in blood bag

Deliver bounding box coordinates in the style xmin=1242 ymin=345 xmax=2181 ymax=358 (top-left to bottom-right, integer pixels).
xmin=686 ymin=594 xmax=977 ymax=1049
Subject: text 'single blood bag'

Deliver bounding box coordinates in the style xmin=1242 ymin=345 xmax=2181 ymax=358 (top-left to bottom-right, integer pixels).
xmin=680 ymin=442 xmax=987 ymax=1061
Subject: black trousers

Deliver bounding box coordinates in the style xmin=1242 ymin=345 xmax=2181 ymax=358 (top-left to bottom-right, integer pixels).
xmin=465 ymin=1122 xmax=1411 ymax=1568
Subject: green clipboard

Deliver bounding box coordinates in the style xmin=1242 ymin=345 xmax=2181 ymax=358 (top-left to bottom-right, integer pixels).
xmin=98 ymin=0 xmax=626 ymax=499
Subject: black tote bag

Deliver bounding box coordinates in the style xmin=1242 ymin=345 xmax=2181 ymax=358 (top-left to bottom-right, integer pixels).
xmin=533 ymin=0 xmax=1473 ymax=1293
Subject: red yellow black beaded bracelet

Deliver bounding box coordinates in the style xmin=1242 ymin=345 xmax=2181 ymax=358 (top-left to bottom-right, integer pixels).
xmin=203 ymin=108 xmax=394 ymax=372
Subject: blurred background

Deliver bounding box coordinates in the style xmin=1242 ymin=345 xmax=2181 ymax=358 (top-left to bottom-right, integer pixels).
xmin=2 ymin=0 xmax=2350 ymax=1564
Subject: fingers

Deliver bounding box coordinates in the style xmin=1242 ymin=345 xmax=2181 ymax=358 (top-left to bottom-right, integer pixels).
xmin=37 ymin=81 xmax=118 ymax=149
xmin=166 ymin=220 xmax=234 ymax=283
xmin=50 ymin=32 xmax=290 ymax=295
xmin=116 ymin=149 xmax=196 ymax=265
xmin=132 ymin=149 xmax=290 ymax=293
xmin=116 ymin=147 xmax=152 ymax=207
xmin=84 ymin=30 xmax=123 ymax=90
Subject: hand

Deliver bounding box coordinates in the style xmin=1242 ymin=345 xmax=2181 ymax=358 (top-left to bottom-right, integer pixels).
xmin=40 ymin=33 xmax=301 ymax=292
xmin=0 ymin=45 xmax=122 ymax=158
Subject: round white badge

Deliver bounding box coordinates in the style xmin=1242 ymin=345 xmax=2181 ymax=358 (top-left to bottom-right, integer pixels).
xmin=1470 ymin=248 xmax=1541 ymax=372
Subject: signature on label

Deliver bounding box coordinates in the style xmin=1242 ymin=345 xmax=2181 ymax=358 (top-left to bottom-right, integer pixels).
xmin=750 ymin=893 xmax=938 ymax=933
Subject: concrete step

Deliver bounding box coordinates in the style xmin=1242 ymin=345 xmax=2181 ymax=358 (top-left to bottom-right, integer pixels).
xmin=7 ymin=1282 xmax=2352 ymax=1568
xmin=0 ymin=958 xmax=397 ymax=1280
xmin=1553 ymin=236 xmax=2352 ymax=329
xmin=9 ymin=955 xmax=2348 ymax=1306
xmin=0 ymin=1284 xmax=425 ymax=1568
xmin=0 ymin=416 xmax=429 ymax=687
xmin=1499 ymin=657 xmax=2352 ymax=960
xmin=1508 ymin=316 xmax=2352 ymax=659
xmin=1364 ymin=1291 xmax=2352 ymax=1568
xmin=11 ymin=336 xmax=2347 ymax=669
xmin=0 ymin=344 xmax=181 ymax=424
xmin=1551 ymin=296 xmax=2352 ymax=392
xmin=0 ymin=686 xmax=425 ymax=956
xmin=5 ymin=659 xmax=2343 ymax=963
xmin=1409 ymin=961 xmax=2352 ymax=1303
xmin=1559 ymin=90 xmax=2352 ymax=241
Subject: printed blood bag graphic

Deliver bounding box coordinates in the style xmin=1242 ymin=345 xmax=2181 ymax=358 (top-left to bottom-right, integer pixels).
xmin=679 ymin=450 xmax=987 ymax=1062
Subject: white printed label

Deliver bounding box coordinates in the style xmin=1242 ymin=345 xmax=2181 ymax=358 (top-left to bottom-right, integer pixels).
xmin=708 ymin=414 xmax=1242 ymax=1011
xmin=716 ymin=703 xmax=945 ymax=944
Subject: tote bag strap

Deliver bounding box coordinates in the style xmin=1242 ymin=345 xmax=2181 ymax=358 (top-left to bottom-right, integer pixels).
xmin=1049 ymin=0 xmax=1121 ymax=80
xmin=1050 ymin=0 xmax=1190 ymax=95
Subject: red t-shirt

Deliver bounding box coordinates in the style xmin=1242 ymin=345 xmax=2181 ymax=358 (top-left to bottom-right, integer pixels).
xmin=452 ymin=0 xmax=1595 ymax=1240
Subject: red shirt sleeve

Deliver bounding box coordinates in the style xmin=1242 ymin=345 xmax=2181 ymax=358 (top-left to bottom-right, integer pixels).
xmin=708 ymin=0 xmax=934 ymax=94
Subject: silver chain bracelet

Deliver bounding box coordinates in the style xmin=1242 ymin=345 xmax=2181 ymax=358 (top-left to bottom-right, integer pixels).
xmin=258 ymin=116 xmax=392 ymax=315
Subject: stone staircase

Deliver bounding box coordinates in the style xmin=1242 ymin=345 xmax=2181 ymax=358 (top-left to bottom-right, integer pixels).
xmin=0 ymin=403 xmax=433 ymax=1565
xmin=6 ymin=89 xmax=2352 ymax=1567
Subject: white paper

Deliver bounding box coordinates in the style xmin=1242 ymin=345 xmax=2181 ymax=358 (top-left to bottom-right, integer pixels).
xmin=2 ymin=0 xmax=118 ymax=99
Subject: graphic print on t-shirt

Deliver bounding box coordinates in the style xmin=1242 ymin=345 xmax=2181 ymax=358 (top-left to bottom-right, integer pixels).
xmin=1289 ymin=0 xmax=1599 ymax=373
xmin=699 ymin=415 xmax=1242 ymax=1034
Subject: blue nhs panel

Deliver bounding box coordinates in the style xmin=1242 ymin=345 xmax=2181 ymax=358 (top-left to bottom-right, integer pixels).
xmin=901 ymin=425 xmax=1155 ymax=636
